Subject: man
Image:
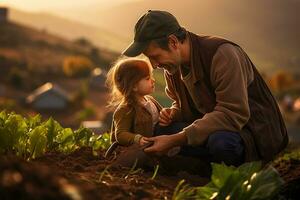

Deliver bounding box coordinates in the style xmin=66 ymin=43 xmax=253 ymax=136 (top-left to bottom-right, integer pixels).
xmin=122 ymin=10 xmax=288 ymax=166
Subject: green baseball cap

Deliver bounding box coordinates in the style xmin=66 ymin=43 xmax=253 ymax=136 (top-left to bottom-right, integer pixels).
xmin=122 ymin=10 xmax=181 ymax=57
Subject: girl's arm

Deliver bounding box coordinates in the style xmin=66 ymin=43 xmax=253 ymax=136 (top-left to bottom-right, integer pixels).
xmin=113 ymin=106 xmax=137 ymax=146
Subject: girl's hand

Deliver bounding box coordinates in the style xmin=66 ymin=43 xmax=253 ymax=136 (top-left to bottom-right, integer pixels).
xmin=159 ymin=108 xmax=174 ymax=126
xmin=139 ymin=137 xmax=151 ymax=146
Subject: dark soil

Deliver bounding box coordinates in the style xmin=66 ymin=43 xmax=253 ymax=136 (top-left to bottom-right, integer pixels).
xmin=0 ymin=148 xmax=209 ymax=200
xmin=1 ymin=147 xmax=300 ymax=200
xmin=273 ymin=158 xmax=300 ymax=199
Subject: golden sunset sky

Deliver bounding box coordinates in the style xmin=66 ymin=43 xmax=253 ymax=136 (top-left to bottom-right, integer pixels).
xmin=0 ymin=0 xmax=140 ymax=12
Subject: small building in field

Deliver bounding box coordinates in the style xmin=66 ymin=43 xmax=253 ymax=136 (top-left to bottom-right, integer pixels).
xmin=0 ymin=7 xmax=8 ymax=23
xmin=81 ymin=120 xmax=108 ymax=135
xmin=26 ymin=82 xmax=71 ymax=110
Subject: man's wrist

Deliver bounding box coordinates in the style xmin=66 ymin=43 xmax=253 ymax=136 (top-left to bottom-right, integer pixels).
xmin=171 ymin=131 xmax=187 ymax=146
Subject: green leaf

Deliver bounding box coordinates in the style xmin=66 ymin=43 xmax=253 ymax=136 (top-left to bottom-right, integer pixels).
xmin=172 ymin=180 xmax=196 ymax=200
xmin=26 ymin=114 xmax=42 ymax=130
xmin=196 ymin=185 xmax=218 ymax=199
xmin=4 ymin=113 xmax=28 ymax=150
xmin=74 ymin=126 xmax=93 ymax=146
xmin=238 ymin=161 xmax=262 ymax=177
xmin=55 ymin=128 xmax=74 ymax=144
xmin=55 ymin=128 xmax=76 ymax=153
xmin=0 ymin=110 xmax=7 ymax=121
xmin=43 ymin=117 xmax=63 ymax=149
xmin=0 ymin=110 xmax=7 ymax=127
xmin=28 ymin=126 xmax=47 ymax=159
xmin=0 ymin=127 xmax=10 ymax=152
xmin=247 ymin=166 xmax=284 ymax=200
xmin=211 ymin=162 xmax=235 ymax=188
xmin=89 ymin=133 xmax=111 ymax=152
xmin=217 ymin=162 xmax=263 ymax=199
xmin=99 ymin=133 xmax=111 ymax=150
xmin=15 ymin=133 xmax=29 ymax=158
xmin=90 ymin=135 xmax=103 ymax=150
xmin=194 ymin=162 xmax=283 ymax=200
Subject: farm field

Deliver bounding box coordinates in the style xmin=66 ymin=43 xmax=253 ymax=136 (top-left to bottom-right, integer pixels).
xmin=1 ymin=111 xmax=300 ymax=200
xmin=2 ymin=146 xmax=300 ymax=199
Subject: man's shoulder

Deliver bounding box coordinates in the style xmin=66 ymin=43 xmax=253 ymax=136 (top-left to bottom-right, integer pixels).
xmin=216 ymin=43 xmax=242 ymax=56
xmin=190 ymin=32 xmax=239 ymax=49
xmin=191 ymin=32 xmax=230 ymax=43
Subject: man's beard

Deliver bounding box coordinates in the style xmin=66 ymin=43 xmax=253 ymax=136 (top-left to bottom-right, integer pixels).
xmin=163 ymin=63 xmax=179 ymax=75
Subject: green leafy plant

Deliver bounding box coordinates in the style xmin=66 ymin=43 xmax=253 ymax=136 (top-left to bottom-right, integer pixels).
xmin=0 ymin=110 xmax=111 ymax=160
xmin=89 ymin=132 xmax=110 ymax=156
xmin=172 ymin=180 xmax=195 ymax=200
xmin=173 ymin=162 xmax=284 ymax=200
xmin=28 ymin=126 xmax=47 ymax=159
xmin=273 ymin=149 xmax=300 ymax=164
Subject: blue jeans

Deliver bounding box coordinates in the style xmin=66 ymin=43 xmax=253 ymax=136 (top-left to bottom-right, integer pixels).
xmin=154 ymin=122 xmax=245 ymax=166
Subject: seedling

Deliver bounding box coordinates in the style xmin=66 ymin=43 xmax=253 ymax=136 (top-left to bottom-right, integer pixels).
xmin=98 ymin=165 xmax=113 ymax=182
xmin=151 ymin=164 xmax=159 ymax=180
xmin=124 ymin=158 xmax=143 ymax=179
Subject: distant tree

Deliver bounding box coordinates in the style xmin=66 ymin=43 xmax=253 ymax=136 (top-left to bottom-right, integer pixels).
xmin=89 ymin=47 xmax=102 ymax=65
xmin=72 ymin=80 xmax=89 ymax=106
xmin=75 ymin=107 xmax=96 ymax=122
xmin=74 ymin=37 xmax=92 ymax=47
xmin=268 ymin=70 xmax=294 ymax=92
xmin=41 ymin=28 xmax=48 ymax=34
xmin=63 ymin=56 xmax=94 ymax=78
xmin=8 ymin=67 xmax=24 ymax=89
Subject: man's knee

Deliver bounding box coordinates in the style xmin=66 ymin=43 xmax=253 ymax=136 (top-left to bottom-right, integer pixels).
xmin=208 ymin=135 xmax=228 ymax=154
xmin=207 ymin=131 xmax=244 ymax=165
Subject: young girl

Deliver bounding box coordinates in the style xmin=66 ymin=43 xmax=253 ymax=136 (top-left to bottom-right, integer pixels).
xmin=105 ymin=58 xmax=162 ymax=167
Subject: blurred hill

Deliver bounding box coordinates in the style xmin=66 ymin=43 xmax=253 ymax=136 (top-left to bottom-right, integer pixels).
xmin=57 ymin=0 xmax=300 ymax=75
xmin=0 ymin=21 xmax=120 ymax=127
xmin=0 ymin=21 xmax=118 ymax=89
xmin=8 ymin=8 xmax=129 ymax=52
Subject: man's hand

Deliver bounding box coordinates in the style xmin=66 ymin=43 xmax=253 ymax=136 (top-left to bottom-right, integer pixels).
xmin=143 ymin=133 xmax=187 ymax=156
xmin=159 ymin=108 xmax=174 ymax=126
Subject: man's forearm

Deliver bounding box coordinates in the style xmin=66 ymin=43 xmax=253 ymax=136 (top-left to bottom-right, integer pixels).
xmin=170 ymin=131 xmax=187 ymax=146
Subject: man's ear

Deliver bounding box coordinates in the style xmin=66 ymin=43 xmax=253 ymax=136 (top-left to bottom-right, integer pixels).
xmin=133 ymin=86 xmax=138 ymax=92
xmin=168 ymin=34 xmax=179 ymax=49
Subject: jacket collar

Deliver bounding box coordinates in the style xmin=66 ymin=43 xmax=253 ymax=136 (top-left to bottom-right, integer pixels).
xmin=180 ymin=32 xmax=204 ymax=84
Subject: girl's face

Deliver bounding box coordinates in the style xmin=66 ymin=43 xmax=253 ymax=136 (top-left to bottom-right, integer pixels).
xmin=134 ymin=74 xmax=155 ymax=96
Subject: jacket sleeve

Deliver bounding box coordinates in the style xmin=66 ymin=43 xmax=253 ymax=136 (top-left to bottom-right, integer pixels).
xmin=113 ymin=106 xmax=137 ymax=146
xmin=164 ymin=72 xmax=183 ymax=121
xmin=183 ymin=43 xmax=254 ymax=145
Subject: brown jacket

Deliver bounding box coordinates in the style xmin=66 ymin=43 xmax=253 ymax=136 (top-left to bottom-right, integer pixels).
xmin=110 ymin=95 xmax=162 ymax=146
xmin=165 ymin=32 xmax=288 ymax=162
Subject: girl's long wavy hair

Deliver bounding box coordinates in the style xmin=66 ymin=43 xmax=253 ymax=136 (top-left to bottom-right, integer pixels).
xmin=106 ymin=57 xmax=151 ymax=108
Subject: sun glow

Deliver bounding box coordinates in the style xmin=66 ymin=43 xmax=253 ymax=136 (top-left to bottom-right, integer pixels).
xmin=0 ymin=0 xmax=138 ymax=12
